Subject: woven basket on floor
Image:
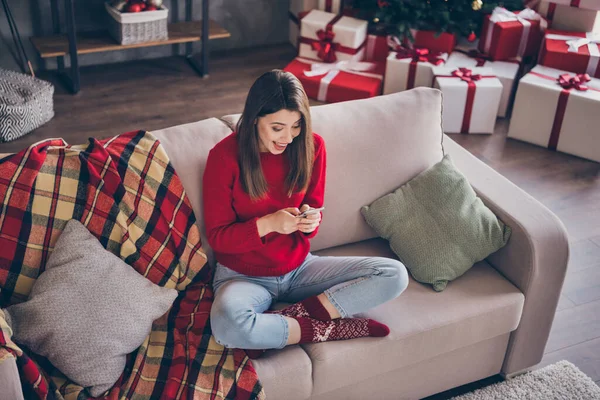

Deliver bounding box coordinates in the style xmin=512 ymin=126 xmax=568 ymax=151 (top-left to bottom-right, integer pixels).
xmin=105 ymin=2 xmax=169 ymax=45
xmin=0 ymin=69 xmax=54 ymax=143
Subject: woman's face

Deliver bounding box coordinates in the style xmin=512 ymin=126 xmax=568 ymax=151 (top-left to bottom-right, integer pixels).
xmin=256 ymin=109 xmax=302 ymax=154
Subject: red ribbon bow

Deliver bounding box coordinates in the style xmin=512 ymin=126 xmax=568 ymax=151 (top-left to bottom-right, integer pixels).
xmin=465 ymin=50 xmax=493 ymax=67
xmin=557 ymin=73 xmax=591 ymax=91
xmin=312 ymin=28 xmax=339 ymax=63
xmin=452 ymin=68 xmax=482 ymax=82
xmin=395 ymin=46 xmax=445 ymax=66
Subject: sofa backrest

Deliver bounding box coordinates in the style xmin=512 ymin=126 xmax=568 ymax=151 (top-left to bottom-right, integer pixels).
xmin=220 ymin=88 xmax=445 ymax=252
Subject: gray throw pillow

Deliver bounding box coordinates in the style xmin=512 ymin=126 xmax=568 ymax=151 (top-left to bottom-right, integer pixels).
xmin=4 ymin=220 xmax=177 ymax=397
xmin=361 ymin=154 xmax=511 ymax=292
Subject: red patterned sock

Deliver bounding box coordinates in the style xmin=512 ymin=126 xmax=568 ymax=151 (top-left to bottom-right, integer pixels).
xmin=243 ymin=316 xmax=389 ymax=359
xmin=268 ymin=295 xmax=332 ymax=321
xmin=295 ymin=316 xmax=390 ymax=343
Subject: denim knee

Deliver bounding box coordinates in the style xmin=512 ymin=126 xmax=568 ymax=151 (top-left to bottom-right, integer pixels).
xmin=210 ymin=299 xmax=255 ymax=349
xmin=381 ymin=258 xmax=409 ymax=299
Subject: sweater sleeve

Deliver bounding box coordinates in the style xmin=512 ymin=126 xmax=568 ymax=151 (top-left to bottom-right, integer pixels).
xmin=202 ymin=148 xmax=265 ymax=254
xmin=301 ymin=134 xmax=327 ymax=239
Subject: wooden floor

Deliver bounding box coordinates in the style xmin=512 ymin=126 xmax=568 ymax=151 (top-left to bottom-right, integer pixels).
xmin=1 ymin=44 xmax=599 ymax=398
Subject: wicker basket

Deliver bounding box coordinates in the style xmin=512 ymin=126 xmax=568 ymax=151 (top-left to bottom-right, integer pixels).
xmin=0 ymin=69 xmax=54 ymax=143
xmin=105 ymin=2 xmax=169 ymax=45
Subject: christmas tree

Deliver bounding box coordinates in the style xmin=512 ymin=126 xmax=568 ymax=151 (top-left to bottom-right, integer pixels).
xmin=352 ymin=0 xmax=525 ymax=40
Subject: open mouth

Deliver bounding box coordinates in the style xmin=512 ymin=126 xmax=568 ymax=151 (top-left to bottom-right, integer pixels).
xmin=273 ymin=142 xmax=287 ymax=151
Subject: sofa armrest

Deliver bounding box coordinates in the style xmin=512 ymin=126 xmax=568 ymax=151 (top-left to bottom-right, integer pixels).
xmin=444 ymin=135 xmax=569 ymax=375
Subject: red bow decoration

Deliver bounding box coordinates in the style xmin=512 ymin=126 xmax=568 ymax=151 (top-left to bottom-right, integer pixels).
xmin=395 ymin=46 xmax=445 ymax=65
xmin=312 ymin=28 xmax=339 ymax=63
xmin=558 ymin=73 xmax=591 ymax=91
xmin=452 ymin=68 xmax=482 ymax=82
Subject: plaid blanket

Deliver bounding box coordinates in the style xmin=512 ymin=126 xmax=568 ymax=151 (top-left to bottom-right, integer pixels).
xmin=0 ymin=131 xmax=265 ymax=400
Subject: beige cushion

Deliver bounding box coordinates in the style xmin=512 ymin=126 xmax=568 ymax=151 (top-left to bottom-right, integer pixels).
xmin=251 ymin=346 xmax=313 ymax=400
xmin=5 ymin=220 xmax=177 ymax=397
xmin=151 ymin=118 xmax=232 ymax=266
xmin=221 ymin=88 xmax=445 ymax=252
xmin=302 ymin=238 xmax=524 ymax=397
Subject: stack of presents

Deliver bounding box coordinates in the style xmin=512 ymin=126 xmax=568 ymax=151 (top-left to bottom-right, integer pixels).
xmin=285 ymin=0 xmax=600 ymax=163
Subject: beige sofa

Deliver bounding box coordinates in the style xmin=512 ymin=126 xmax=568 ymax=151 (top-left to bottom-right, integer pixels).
xmin=1 ymin=88 xmax=569 ymax=400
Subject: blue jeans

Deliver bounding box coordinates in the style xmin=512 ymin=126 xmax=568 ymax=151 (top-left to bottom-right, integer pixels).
xmin=210 ymin=253 xmax=409 ymax=350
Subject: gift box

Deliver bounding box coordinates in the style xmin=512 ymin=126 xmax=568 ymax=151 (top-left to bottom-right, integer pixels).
xmin=508 ymin=65 xmax=600 ymax=162
xmin=298 ymin=9 xmax=368 ymax=62
xmin=290 ymin=1 xmax=317 ymax=48
xmin=446 ymin=51 xmax=521 ymax=117
xmin=383 ymin=45 xmax=447 ymax=94
xmin=365 ymin=34 xmax=390 ymax=62
xmin=539 ymin=1 xmax=600 ymax=33
xmin=284 ymin=58 xmax=384 ymax=103
xmin=479 ymin=7 xmax=548 ymax=61
xmin=409 ymin=29 xmax=457 ymax=54
xmin=318 ymin=0 xmax=344 ymax=14
xmin=432 ymin=67 xmax=503 ymax=134
xmin=539 ymin=30 xmax=600 ymax=78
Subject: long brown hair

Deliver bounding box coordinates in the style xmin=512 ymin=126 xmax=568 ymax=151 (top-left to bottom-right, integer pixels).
xmin=237 ymin=70 xmax=313 ymax=201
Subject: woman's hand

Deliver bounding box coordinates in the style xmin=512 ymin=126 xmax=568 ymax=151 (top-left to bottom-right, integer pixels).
xmin=296 ymin=204 xmax=322 ymax=234
xmin=258 ymin=207 xmax=301 ymax=236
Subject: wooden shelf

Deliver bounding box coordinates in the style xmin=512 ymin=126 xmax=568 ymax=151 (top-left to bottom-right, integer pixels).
xmin=31 ymin=20 xmax=230 ymax=58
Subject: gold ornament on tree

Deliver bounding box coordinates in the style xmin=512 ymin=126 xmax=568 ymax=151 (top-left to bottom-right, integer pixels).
xmin=472 ymin=0 xmax=483 ymax=10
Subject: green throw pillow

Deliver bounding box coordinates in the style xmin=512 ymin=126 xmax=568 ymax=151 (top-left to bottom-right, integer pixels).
xmin=361 ymin=154 xmax=511 ymax=292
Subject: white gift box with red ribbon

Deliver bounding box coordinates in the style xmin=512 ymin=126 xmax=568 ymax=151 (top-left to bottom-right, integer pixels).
xmin=446 ymin=52 xmax=521 ymax=117
xmin=289 ymin=0 xmax=318 ymax=48
xmin=508 ymin=65 xmax=600 ymax=162
xmin=299 ymin=9 xmax=367 ymax=63
xmin=539 ymin=1 xmax=600 ymax=33
xmin=432 ymin=67 xmax=503 ymax=134
xmin=383 ymin=38 xmax=448 ymax=94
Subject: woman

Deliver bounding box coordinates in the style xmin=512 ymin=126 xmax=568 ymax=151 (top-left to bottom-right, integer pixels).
xmin=203 ymin=70 xmax=408 ymax=358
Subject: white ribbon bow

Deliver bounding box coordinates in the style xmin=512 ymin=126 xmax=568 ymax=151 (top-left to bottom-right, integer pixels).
xmin=545 ymin=33 xmax=600 ymax=76
xmin=303 ymin=60 xmax=379 ymax=78
xmin=485 ymin=7 xmax=547 ymax=57
xmin=299 ymin=58 xmax=383 ymax=102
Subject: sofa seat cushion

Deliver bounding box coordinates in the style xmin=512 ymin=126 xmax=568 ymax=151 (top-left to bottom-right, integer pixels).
xmin=303 ymin=237 xmax=525 ymax=397
xmin=251 ymin=346 xmax=313 ymax=400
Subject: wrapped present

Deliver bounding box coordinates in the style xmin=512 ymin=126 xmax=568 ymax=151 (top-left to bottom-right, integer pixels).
xmin=432 ymin=67 xmax=503 ymax=134
xmin=283 ymin=57 xmax=384 ymax=103
xmin=539 ymin=1 xmax=600 ymax=33
xmin=383 ymin=39 xmax=448 ymax=94
xmin=299 ymin=9 xmax=368 ymax=62
xmin=446 ymin=51 xmax=521 ymax=117
xmin=479 ymin=7 xmax=548 ymax=61
xmin=539 ymin=30 xmax=600 ymax=78
xmin=408 ymin=29 xmax=457 ymax=54
xmin=318 ymin=0 xmax=344 ymax=14
xmin=290 ymin=0 xmax=318 ymax=48
xmin=365 ymin=34 xmax=390 ymax=62
xmin=508 ymin=65 xmax=600 ymax=162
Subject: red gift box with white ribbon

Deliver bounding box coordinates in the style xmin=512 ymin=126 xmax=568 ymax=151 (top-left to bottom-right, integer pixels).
xmin=539 ymin=1 xmax=600 ymax=33
xmin=298 ymin=9 xmax=368 ymax=63
xmin=409 ymin=29 xmax=457 ymax=55
xmin=365 ymin=34 xmax=390 ymax=62
xmin=432 ymin=67 xmax=503 ymax=134
xmin=283 ymin=57 xmax=385 ymax=103
xmin=383 ymin=37 xmax=448 ymax=94
xmin=508 ymin=65 xmax=600 ymax=162
xmin=539 ymin=30 xmax=600 ymax=78
xmin=479 ymin=7 xmax=548 ymax=61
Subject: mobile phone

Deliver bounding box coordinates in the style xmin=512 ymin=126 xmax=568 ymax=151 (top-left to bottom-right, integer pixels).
xmin=297 ymin=206 xmax=325 ymax=218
